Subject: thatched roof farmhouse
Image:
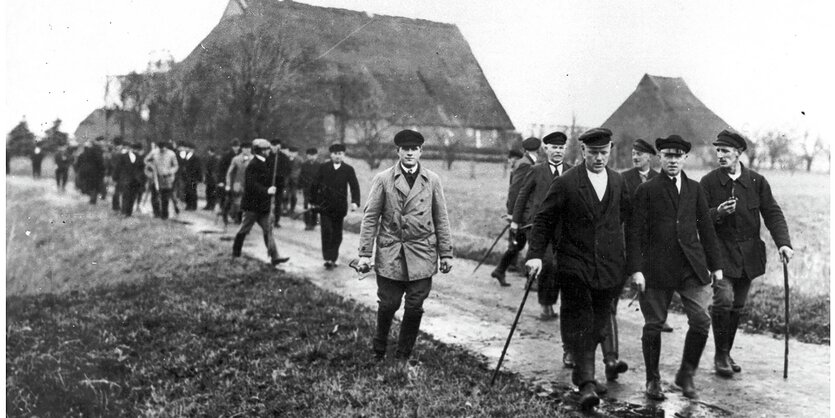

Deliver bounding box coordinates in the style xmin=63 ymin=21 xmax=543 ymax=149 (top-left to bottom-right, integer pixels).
xmin=602 ymin=74 xmax=733 ymax=167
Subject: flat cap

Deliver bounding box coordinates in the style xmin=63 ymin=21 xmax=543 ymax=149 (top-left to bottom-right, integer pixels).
xmin=306 ymin=147 xmax=318 ymax=155
xmin=578 ymin=128 xmax=613 ymax=146
xmin=543 ymin=131 xmax=567 ymax=145
xmin=394 ymin=130 xmax=425 ymax=147
xmin=655 ymin=135 xmax=691 ymax=154
xmin=130 ymin=142 xmax=143 ymax=150
xmin=714 ymin=129 xmax=747 ymax=152
xmin=632 ymin=138 xmax=656 ymax=155
xmin=522 ymin=137 xmax=541 ymax=151
xmin=329 ymin=143 xmax=346 ymax=153
xmin=508 ymin=149 xmax=524 ymax=158
xmin=251 ymin=138 xmax=272 ymax=149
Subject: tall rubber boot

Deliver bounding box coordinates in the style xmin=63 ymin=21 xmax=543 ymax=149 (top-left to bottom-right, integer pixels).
xmin=395 ymin=310 xmax=423 ymax=360
xmin=642 ymin=333 xmax=665 ymax=400
xmin=728 ymin=310 xmax=742 ymax=372
xmin=232 ymin=233 xmax=245 ymax=257
xmin=675 ymin=330 xmax=708 ymax=399
xmin=602 ymin=311 xmax=628 ymax=380
xmin=712 ymin=311 xmax=733 ymax=377
xmin=373 ymin=307 xmax=397 ymax=359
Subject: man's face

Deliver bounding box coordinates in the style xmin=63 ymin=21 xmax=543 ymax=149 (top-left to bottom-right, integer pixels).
xmin=715 ymin=146 xmax=740 ymax=169
xmin=331 ymin=151 xmax=345 ymax=164
xmin=632 ymin=150 xmax=651 ymax=169
xmin=544 ymin=143 xmax=565 ymax=164
xmin=659 ymin=149 xmax=688 ymax=177
xmin=398 ymin=145 xmax=422 ymax=168
xmin=307 ymin=153 xmax=318 ymax=161
xmin=232 ymin=145 xmax=241 ymax=154
xmin=256 ymin=146 xmax=270 ymax=157
xmin=582 ymin=144 xmax=611 ymax=173
xmin=241 ymin=147 xmax=252 ymax=156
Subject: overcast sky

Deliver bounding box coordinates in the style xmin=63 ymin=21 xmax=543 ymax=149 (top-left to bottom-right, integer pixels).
xmin=3 ymin=0 xmax=834 ymax=143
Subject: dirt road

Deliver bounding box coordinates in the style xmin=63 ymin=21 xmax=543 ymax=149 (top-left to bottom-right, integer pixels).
xmin=171 ymin=207 xmax=829 ymax=418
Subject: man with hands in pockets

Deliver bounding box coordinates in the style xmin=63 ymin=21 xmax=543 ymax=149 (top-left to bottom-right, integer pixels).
xmin=357 ymin=129 xmax=453 ymax=362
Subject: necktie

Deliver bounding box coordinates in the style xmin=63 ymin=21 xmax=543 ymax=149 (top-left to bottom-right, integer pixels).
xmin=550 ymin=164 xmax=560 ymax=177
xmin=671 ymin=176 xmax=678 ymax=193
xmin=640 ymin=172 xmax=647 ymax=183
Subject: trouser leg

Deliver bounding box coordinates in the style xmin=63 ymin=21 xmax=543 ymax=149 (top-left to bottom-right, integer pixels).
xmin=233 ymin=211 xmax=259 ymax=256
xmin=255 ymin=212 xmax=278 ymax=260
xmin=396 ymin=278 xmax=432 ymax=359
xmin=561 ymin=276 xmax=612 ymax=387
xmin=320 ymin=214 xmax=333 ymax=260
xmin=492 ymin=231 xmax=526 ymax=278
xmin=537 ymin=246 xmax=558 ymax=305
xmin=112 ymin=184 xmax=121 ymax=211
xmin=159 ymin=189 xmax=172 ymax=219
xmin=639 ymin=287 xmax=674 ymax=381
xmin=374 ymin=276 xmax=405 ymax=355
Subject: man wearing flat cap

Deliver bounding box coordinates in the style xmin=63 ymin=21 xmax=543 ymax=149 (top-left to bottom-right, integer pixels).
xmin=299 ymin=147 xmax=321 ymax=230
xmin=492 ymin=137 xmax=541 ymax=286
xmin=527 ymin=127 xmax=630 ymax=410
xmin=628 ymin=134 xmax=723 ymax=400
xmin=700 ymin=129 xmax=793 ymax=378
xmin=312 ymin=143 xmax=360 ymax=269
xmin=358 ymin=129 xmax=453 ymax=362
xmin=231 ymin=138 xmax=289 ymax=266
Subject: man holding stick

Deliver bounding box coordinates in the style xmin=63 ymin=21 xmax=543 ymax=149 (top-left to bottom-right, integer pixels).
xmin=231 ymin=138 xmax=289 ymax=266
xmin=700 ymin=130 xmax=793 ymax=377
xmin=526 ymin=128 xmax=630 ymax=410
xmin=357 ymin=130 xmax=453 ymax=362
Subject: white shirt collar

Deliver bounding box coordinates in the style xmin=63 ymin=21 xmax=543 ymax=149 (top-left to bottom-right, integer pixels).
xmin=400 ymin=163 xmax=418 ymax=174
xmin=668 ymin=173 xmax=682 ymax=192
xmin=254 ymin=154 xmax=266 ymax=162
xmin=333 ymin=161 xmax=342 ymax=169
xmin=587 ymin=167 xmax=608 ymax=200
xmin=527 ymin=152 xmax=537 ymax=163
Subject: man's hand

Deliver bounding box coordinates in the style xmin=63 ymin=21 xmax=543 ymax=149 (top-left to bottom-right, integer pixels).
xmin=357 ymin=256 xmax=372 ymax=273
xmin=510 ymin=222 xmax=519 ymax=231
xmin=225 ymin=185 xmax=231 ymax=192
xmin=717 ymin=199 xmax=737 ymax=216
xmin=630 ymin=272 xmax=646 ymax=293
xmin=779 ymin=246 xmax=794 ymax=264
xmin=267 ymin=186 xmax=276 ymax=195
xmin=711 ymin=269 xmax=723 ymax=284
xmin=525 ymin=258 xmax=542 ymax=281
xmin=350 ymin=203 xmax=359 ymax=212
xmin=501 ymin=214 xmax=512 ymax=223
xmin=439 ymin=257 xmax=453 ymax=274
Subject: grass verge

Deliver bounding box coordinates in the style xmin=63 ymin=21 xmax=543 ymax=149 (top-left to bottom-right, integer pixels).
xmin=5 ymin=179 xmax=560 ymax=417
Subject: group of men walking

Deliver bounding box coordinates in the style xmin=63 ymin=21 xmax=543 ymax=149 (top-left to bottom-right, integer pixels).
xmin=500 ymin=127 xmax=792 ymax=410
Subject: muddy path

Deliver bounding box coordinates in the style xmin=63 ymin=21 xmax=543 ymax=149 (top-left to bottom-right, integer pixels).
xmin=11 ymin=176 xmax=827 ymax=417
xmin=176 ymin=207 xmax=829 ymax=417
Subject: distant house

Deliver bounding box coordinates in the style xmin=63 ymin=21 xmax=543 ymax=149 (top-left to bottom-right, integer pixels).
xmin=180 ymin=0 xmax=515 ymax=149
xmin=73 ymin=108 xmax=145 ymax=145
xmin=602 ymin=74 xmax=733 ymax=168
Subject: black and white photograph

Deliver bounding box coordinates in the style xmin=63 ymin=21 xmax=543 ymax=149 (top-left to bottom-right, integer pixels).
xmin=3 ymin=0 xmax=831 ymax=416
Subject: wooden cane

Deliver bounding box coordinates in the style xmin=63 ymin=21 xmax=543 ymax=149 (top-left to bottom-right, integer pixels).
xmin=490 ymin=270 xmax=536 ymax=386
xmin=783 ymin=259 xmax=790 ymax=379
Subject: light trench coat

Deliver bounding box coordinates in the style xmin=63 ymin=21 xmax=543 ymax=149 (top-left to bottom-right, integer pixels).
xmin=359 ymin=163 xmax=453 ymax=281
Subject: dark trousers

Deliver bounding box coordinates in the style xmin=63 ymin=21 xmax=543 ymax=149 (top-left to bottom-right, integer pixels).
xmin=121 ymin=183 xmax=142 ymax=216
xmin=712 ymin=274 xmax=752 ymax=315
xmin=493 ymin=229 xmax=527 ymax=276
xmin=537 ymin=243 xmax=559 ymax=306
xmin=560 ymin=273 xmax=618 ymax=386
xmin=204 ymin=183 xmax=218 ymax=210
xmin=32 ymin=161 xmax=42 ymax=178
xmin=302 ymin=188 xmax=318 ymax=228
xmin=150 ymin=188 xmax=160 ymax=217
xmin=55 ymin=168 xmax=69 ymax=190
xmin=184 ymin=182 xmax=198 ymax=210
xmin=272 ymin=192 xmax=282 ymax=225
xmin=285 ymin=183 xmax=298 ymax=213
xmin=320 ymin=213 xmax=344 ymax=262
xmin=112 ymin=183 xmax=121 ymax=211
xmin=639 ymin=277 xmax=711 ymax=338
xmin=152 ymin=188 xmax=173 ymax=219
xmin=233 ymin=211 xmax=278 ymax=260
xmin=374 ymin=275 xmax=432 ymax=358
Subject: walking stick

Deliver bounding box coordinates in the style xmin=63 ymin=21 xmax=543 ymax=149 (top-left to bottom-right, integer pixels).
xmin=472 ymin=223 xmax=511 ymax=274
xmin=490 ymin=270 xmax=536 ymax=386
xmin=269 ymin=150 xmax=280 ymax=226
xmin=783 ymin=259 xmax=790 ymax=379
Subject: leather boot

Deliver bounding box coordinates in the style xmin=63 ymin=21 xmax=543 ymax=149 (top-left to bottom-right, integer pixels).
xmin=395 ymin=310 xmax=423 ymax=359
xmin=491 ymin=269 xmax=510 ymax=287
xmin=602 ymin=311 xmax=628 ymax=381
xmin=578 ymin=382 xmax=600 ymax=411
xmin=232 ymin=233 xmax=245 ymax=257
xmin=712 ymin=311 xmax=733 ymax=377
xmin=642 ymin=333 xmax=665 ymax=400
xmin=373 ymin=308 xmax=397 ymax=357
xmin=676 ymin=330 xmax=707 ymax=399
xmin=728 ymin=310 xmax=742 ymax=372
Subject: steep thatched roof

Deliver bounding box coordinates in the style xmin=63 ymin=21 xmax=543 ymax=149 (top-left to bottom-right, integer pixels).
xmin=602 ymin=74 xmax=733 ymax=166
xmin=181 ymin=0 xmax=514 ymax=131
xmin=74 ymin=108 xmax=145 ymax=144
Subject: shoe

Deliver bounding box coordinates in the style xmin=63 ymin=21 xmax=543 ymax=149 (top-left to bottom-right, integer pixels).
xmin=563 ymin=352 xmax=575 ymax=368
xmin=549 ymin=306 xmax=558 ymax=318
xmin=491 ymin=270 xmax=510 ymax=287
xmin=675 ymin=367 xmax=698 ymax=399
xmin=373 ymin=351 xmax=385 ymax=362
xmin=594 ymin=381 xmax=608 ymax=395
xmin=661 ymin=322 xmax=673 ymax=332
xmin=271 ymin=257 xmax=290 ymax=265
xmin=539 ymin=305 xmax=556 ymax=321
xmin=577 ymin=382 xmax=600 ymax=411
xmin=324 ymin=261 xmax=333 ymax=269
xmin=604 ymin=358 xmax=629 ymax=381
xmin=645 ymin=380 xmax=666 ymax=401
xmin=331 ymin=260 xmax=339 ymax=267
xmin=729 ymin=356 xmax=741 ymax=373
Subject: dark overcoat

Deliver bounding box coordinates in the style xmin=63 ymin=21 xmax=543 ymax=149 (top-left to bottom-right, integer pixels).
xmin=506 ymin=154 xmax=536 ymax=214
xmin=113 ymin=152 xmax=146 ymax=188
xmin=312 ymin=161 xmax=360 ymax=218
xmin=240 ymin=156 xmax=275 ymax=214
xmin=512 ymin=162 xmax=572 ymax=226
xmin=528 ymin=165 xmax=630 ymax=289
xmin=699 ymin=164 xmax=792 ymax=279
xmin=627 ymin=171 xmax=723 ymax=289
xmin=621 ymin=167 xmax=659 ymax=197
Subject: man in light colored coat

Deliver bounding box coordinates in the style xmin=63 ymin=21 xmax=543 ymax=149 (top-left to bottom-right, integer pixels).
xmin=357 ymin=129 xmax=453 ymax=362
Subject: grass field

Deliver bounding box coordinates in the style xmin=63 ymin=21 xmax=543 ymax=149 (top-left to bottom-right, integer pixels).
xmin=5 ymin=179 xmax=561 ymax=417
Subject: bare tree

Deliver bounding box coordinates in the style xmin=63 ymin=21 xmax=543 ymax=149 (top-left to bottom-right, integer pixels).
xmin=743 ymin=133 xmax=761 ymax=170
xmin=330 ymin=71 xmax=392 ymax=169
xmin=760 ymin=130 xmax=793 ymax=169
xmin=798 ymin=131 xmax=826 ymax=172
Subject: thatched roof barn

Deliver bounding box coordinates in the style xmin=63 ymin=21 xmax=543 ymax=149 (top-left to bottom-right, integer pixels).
xmin=602 ymin=74 xmax=733 ymax=167
xmin=73 ymin=108 xmax=145 ymax=144
xmin=180 ymin=0 xmax=515 ymax=149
